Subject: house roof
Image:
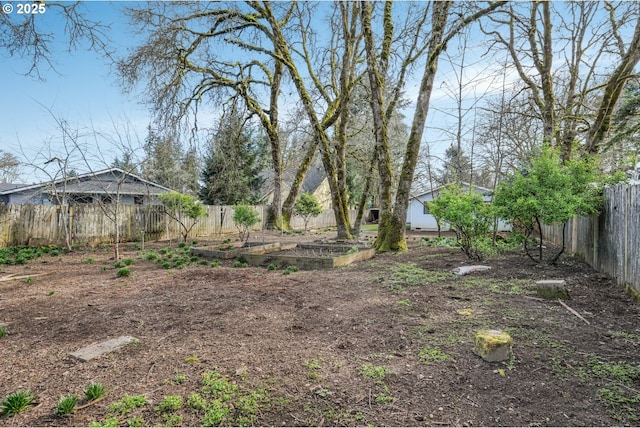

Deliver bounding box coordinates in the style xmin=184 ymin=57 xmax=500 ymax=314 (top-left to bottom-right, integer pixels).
xmin=0 ymin=183 xmax=25 ymax=192
xmin=258 ymin=166 xmax=327 ymax=200
xmin=410 ymin=182 xmax=493 ymax=201
xmin=0 ymin=168 xmax=174 ymax=196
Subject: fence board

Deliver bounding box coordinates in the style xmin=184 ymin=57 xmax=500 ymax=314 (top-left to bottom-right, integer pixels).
xmin=542 ymin=183 xmax=640 ymax=299
xmin=0 ymin=203 xmax=364 ymax=248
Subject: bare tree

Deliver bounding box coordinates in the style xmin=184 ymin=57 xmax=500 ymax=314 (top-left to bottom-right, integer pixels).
xmin=1 ymin=2 xmax=111 ymax=79
xmin=362 ymin=0 xmax=506 ymax=252
xmin=482 ymin=1 xmax=640 ymax=160
xmin=0 ymin=151 xmax=22 ymax=183
xmin=118 ymin=2 xmax=289 ymax=229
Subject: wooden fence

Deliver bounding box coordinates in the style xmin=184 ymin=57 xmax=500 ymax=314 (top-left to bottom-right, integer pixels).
xmin=542 ymin=183 xmax=640 ymax=299
xmin=0 ymin=203 xmax=362 ymax=248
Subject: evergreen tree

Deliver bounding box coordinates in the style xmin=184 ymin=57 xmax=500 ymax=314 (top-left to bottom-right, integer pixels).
xmin=199 ymin=110 xmax=265 ymax=205
xmin=141 ymin=128 xmax=199 ymax=194
xmin=436 ymin=144 xmax=473 ymax=186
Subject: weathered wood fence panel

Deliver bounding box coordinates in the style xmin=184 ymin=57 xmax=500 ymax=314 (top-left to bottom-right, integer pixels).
xmin=0 ymin=203 xmax=363 ymax=248
xmin=542 ymin=183 xmax=640 ymax=298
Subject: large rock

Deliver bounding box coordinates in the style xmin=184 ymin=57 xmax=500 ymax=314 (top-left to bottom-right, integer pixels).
xmin=474 ymin=329 xmax=512 ymax=362
xmin=536 ymin=279 xmax=570 ymax=300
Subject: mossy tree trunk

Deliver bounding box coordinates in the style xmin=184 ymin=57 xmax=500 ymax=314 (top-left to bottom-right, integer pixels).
xmin=263 ymin=1 xmax=362 ymax=239
xmin=361 ymin=1 xmax=504 ymax=252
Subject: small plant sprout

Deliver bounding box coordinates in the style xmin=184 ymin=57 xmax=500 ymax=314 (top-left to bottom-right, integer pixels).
xmin=85 ymin=382 xmax=106 ymax=402
xmin=117 ymin=267 xmax=131 ymax=277
xmin=56 ymin=394 xmax=78 ymax=416
xmin=283 ymin=265 xmax=299 ymax=275
xmin=24 ymin=276 xmax=33 ymax=283
xmin=1 ymin=389 xmax=36 ymax=416
xmin=0 ymin=327 xmax=7 ymax=338
xmin=358 ymin=363 xmax=391 ymax=380
xmin=155 ymin=395 xmax=183 ymax=413
xmin=418 ymin=346 xmax=452 ymax=364
xmin=108 ymin=394 xmax=147 ymax=415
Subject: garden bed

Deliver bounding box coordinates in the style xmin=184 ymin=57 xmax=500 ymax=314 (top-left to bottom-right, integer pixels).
xmin=240 ymin=243 xmax=375 ymax=270
xmin=190 ymin=242 xmax=290 ymax=260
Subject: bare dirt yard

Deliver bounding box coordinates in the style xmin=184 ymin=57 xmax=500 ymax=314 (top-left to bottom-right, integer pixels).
xmin=1 ymin=230 xmax=639 ymax=427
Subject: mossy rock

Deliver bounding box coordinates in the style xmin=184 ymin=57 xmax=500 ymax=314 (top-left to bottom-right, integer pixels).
xmin=474 ymin=329 xmax=512 ymax=362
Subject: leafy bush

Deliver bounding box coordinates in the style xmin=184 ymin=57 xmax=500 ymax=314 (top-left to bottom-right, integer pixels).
xmin=428 ymin=183 xmax=493 ymax=260
xmin=294 ymin=192 xmax=323 ymax=231
xmin=233 ymin=205 xmax=261 ymax=243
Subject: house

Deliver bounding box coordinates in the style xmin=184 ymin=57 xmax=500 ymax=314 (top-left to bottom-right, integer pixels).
xmin=258 ymin=166 xmax=332 ymax=210
xmin=0 ymin=168 xmax=173 ymax=205
xmin=407 ymin=183 xmax=511 ymax=231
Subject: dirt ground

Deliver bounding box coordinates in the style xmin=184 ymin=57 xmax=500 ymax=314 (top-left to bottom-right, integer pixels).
xmin=1 ymin=230 xmax=639 ymax=427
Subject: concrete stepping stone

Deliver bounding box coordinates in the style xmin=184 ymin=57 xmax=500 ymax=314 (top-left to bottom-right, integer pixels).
xmin=452 ymin=265 xmax=491 ymax=276
xmin=69 ymin=336 xmax=137 ymax=362
xmin=536 ymin=279 xmax=569 ymax=299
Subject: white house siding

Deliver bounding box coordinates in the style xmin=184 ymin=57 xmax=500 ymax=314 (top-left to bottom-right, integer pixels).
xmin=407 ymin=185 xmax=511 ymax=232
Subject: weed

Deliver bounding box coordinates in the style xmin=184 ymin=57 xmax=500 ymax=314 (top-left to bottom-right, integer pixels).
xmin=397 ymin=298 xmax=411 ymax=307
xmin=374 ymin=384 xmax=396 ymax=404
xmin=108 ymin=394 xmax=147 ymax=415
xmin=210 ymin=260 xmax=220 ymax=268
xmin=126 ymin=416 xmax=145 ymax=427
xmin=24 ymin=276 xmax=33 ymax=283
xmin=86 ymin=257 xmax=95 ymax=264
xmin=461 ymin=277 xmax=532 ymax=295
xmin=304 ymin=358 xmax=321 ymax=370
xmin=185 ymin=355 xmax=200 ymax=364
xmin=155 ymin=395 xmax=183 ymax=412
xmin=267 ymin=264 xmax=277 ymax=271
xmin=56 ymin=394 xmax=78 ymax=416
xmin=173 ymin=372 xmax=188 ymax=384
xmin=358 ymin=363 xmax=391 ymax=380
xmin=283 ymin=265 xmax=299 ymax=275
xmin=391 ymin=263 xmax=452 ymax=287
xmin=233 ymin=260 xmax=249 ymax=268
xmin=85 ymin=382 xmax=105 ymax=402
xmin=0 ymin=390 xmax=36 ymax=416
xmin=116 ymin=268 xmax=131 ymax=277
xmin=145 ymin=251 xmax=157 ymax=261
xmin=88 ymin=416 xmax=119 ymax=427
xmin=314 ymin=387 xmax=332 ymax=398
xmin=346 ymin=246 xmax=359 ymax=254
xmin=597 ymin=385 xmax=640 ymax=422
xmin=162 ymin=412 xmax=183 ymax=426
xmin=418 ymin=346 xmax=452 ymax=364
xmin=122 ymin=258 xmax=135 ymax=266
xmin=0 ymin=327 xmax=7 ymax=338
xmin=187 ymin=392 xmax=208 ymax=411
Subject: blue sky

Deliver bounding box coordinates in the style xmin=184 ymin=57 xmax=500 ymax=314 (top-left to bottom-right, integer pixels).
xmin=0 ymin=2 xmax=150 ymax=180
xmin=0 ymin=1 xmax=524 ymax=185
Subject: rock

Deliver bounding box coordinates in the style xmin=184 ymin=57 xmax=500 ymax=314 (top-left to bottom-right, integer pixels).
xmin=536 ymin=280 xmax=570 ymax=300
xmin=69 ymin=335 xmax=137 ymax=362
xmin=452 ymin=265 xmax=491 ymax=276
xmin=474 ymin=329 xmax=512 ymax=362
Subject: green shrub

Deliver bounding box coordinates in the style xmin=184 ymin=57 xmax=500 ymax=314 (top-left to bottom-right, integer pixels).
xmin=56 ymin=394 xmax=78 ymax=416
xmin=116 ymin=268 xmax=131 ymax=277
xmin=85 ymin=382 xmax=105 ymax=402
xmin=1 ymin=390 xmax=36 ymax=416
